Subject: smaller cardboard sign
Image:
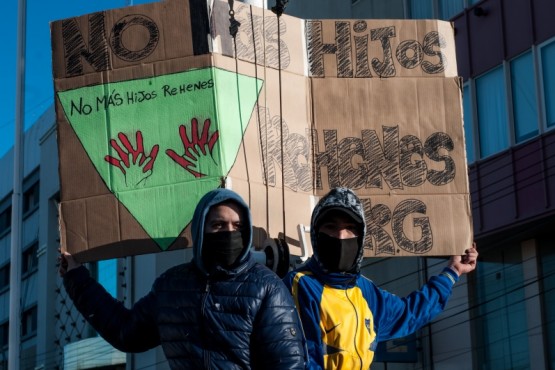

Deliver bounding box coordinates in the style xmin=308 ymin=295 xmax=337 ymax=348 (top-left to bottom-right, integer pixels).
xmin=310 ymin=76 xmax=471 ymax=255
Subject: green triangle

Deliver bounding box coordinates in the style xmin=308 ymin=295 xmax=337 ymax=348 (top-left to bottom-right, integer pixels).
xmin=57 ymin=67 xmax=263 ymax=250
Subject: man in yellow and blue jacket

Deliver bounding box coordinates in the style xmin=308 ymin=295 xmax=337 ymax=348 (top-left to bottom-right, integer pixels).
xmin=283 ymin=187 xmax=478 ymax=369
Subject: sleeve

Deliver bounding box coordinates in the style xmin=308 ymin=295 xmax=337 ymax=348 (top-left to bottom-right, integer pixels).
xmin=371 ymin=267 xmax=459 ymax=342
xmin=251 ymin=273 xmax=307 ymax=370
xmin=283 ymin=272 xmax=324 ymax=370
xmin=63 ymin=265 xmax=161 ymax=352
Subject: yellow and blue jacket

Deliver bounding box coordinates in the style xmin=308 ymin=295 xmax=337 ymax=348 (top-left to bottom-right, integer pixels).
xmin=284 ymin=260 xmax=458 ymax=369
xmin=284 ymin=187 xmax=459 ymax=369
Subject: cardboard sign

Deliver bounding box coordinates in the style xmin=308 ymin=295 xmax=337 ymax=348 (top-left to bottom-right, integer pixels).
xmin=51 ymin=0 xmax=472 ymax=261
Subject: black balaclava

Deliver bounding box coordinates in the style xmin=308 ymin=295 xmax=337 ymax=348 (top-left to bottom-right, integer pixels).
xmin=202 ymin=230 xmax=244 ymax=270
xmin=192 ymin=188 xmax=253 ymax=276
xmin=310 ymin=188 xmax=367 ymax=274
xmin=316 ymin=232 xmax=360 ymax=272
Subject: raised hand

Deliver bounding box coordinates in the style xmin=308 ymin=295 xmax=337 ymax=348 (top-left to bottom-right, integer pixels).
xmin=104 ymin=131 xmax=159 ymax=187
xmin=448 ymin=243 xmax=478 ymax=276
xmin=57 ymin=250 xmax=81 ymax=277
xmin=166 ymin=118 xmax=220 ymax=178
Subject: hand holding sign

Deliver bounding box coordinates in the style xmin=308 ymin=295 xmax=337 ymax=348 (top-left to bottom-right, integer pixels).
xmin=104 ymin=131 xmax=160 ymax=187
xmin=166 ymin=118 xmax=220 ymax=178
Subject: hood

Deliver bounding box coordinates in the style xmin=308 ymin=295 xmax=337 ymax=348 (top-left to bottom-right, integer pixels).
xmin=191 ymin=188 xmax=253 ymax=276
xmin=310 ymin=187 xmax=366 ymax=274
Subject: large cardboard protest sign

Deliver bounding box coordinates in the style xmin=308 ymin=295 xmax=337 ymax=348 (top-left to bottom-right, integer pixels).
xmin=51 ymin=0 xmax=472 ymax=261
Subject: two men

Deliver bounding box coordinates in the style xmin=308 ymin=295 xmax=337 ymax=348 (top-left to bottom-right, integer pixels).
xmin=60 ymin=186 xmax=477 ymax=370
xmin=283 ymin=187 xmax=478 ymax=369
xmin=59 ymin=188 xmax=307 ymax=369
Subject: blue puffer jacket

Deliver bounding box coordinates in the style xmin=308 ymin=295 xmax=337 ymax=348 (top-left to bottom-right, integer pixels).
xmin=64 ymin=188 xmax=307 ymax=369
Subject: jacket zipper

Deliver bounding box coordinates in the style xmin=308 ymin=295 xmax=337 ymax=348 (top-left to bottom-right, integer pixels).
xmin=202 ymin=280 xmax=211 ymax=369
xmin=345 ymin=289 xmax=363 ymax=369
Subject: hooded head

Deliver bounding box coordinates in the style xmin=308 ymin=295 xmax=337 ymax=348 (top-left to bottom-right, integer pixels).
xmin=191 ymin=188 xmax=253 ymax=275
xmin=310 ymin=187 xmax=366 ymax=274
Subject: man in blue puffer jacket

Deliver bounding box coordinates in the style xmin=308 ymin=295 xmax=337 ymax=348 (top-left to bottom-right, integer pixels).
xmin=283 ymin=187 xmax=478 ymax=369
xmin=60 ymin=188 xmax=307 ymax=369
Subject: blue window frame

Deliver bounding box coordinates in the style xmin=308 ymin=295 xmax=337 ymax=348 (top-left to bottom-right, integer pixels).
xmin=510 ymin=51 xmax=539 ymax=143
xmin=541 ymin=40 xmax=555 ymax=128
xmin=540 ymin=237 xmax=555 ymax=369
xmin=463 ymin=84 xmax=475 ymax=163
xmin=22 ymin=242 xmax=38 ymax=276
xmin=0 ymin=201 xmax=11 ymax=237
xmin=475 ymin=66 xmax=509 ymax=158
xmin=438 ymin=0 xmax=464 ymax=20
xmin=475 ymin=244 xmax=530 ymax=369
xmin=97 ymin=259 xmax=118 ymax=298
xmin=409 ymin=0 xmax=433 ymax=19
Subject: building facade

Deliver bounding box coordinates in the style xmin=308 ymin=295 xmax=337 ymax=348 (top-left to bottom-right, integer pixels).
xmin=453 ymin=1 xmax=555 ymax=369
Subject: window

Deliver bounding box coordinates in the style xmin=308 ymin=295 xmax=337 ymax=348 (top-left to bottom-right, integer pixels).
xmin=22 ymin=181 xmax=39 ymax=215
xmin=96 ymin=259 xmax=118 ymax=298
xmin=510 ymin=51 xmax=539 ymax=143
xmin=474 ymin=243 xmax=529 ymax=369
xmin=476 ymin=66 xmax=509 ymax=157
xmin=21 ymin=306 xmax=37 ymax=338
xmin=408 ymin=0 xmax=477 ymax=20
xmin=408 ymin=0 xmax=433 ymax=19
xmin=463 ymin=84 xmax=475 ymax=163
xmin=438 ymin=0 xmax=464 ymax=20
xmin=541 ymin=40 xmax=555 ymax=128
xmin=362 ymin=258 xmax=421 ymax=363
xmin=22 ymin=242 xmax=38 ymax=275
xmin=0 ymin=263 xmax=9 ymax=290
xmin=0 ymin=321 xmax=8 ymax=349
xmin=0 ymin=205 xmax=11 ymax=235
xmin=464 ymin=44 xmax=555 ymax=160
xmin=539 ymin=237 xmax=555 ymax=369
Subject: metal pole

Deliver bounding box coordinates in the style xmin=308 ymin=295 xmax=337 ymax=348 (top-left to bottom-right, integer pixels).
xmin=9 ymin=0 xmax=26 ymax=368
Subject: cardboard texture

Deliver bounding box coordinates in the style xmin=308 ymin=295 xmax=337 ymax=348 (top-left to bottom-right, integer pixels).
xmin=51 ymin=0 xmax=471 ymax=261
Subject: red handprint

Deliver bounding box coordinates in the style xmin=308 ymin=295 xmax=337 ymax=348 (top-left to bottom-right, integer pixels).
xmin=166 ymin=118 xmax=220 ymax=178
xmin=104 ymin=131 xmax=159 ymax=187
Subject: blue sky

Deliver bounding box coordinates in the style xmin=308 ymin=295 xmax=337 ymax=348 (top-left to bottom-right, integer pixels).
xmin=0 ymin=0 xmax=158 ymax=159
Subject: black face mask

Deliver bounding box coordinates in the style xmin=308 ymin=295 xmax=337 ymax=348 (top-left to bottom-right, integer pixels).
xmin=316 ymin=232 xmax=360 ymax=272
xmin=202 ymin=230 xmax=244 ymax=271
